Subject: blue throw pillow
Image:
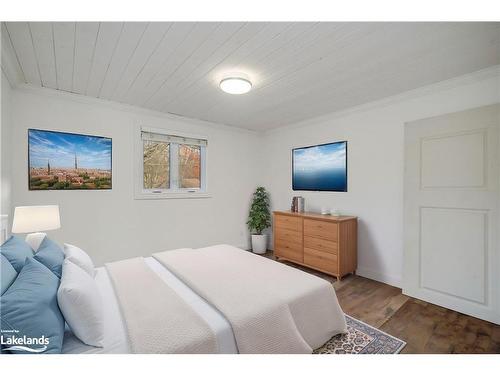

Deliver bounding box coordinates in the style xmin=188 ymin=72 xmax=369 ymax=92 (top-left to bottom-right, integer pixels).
xmin=0 ymin=257 xmax=64 ymax=354
xmin=33 ymin=237 xmax=64 ymax=278
xmin=0 ymin=236 xmax=34 ymax=273
xmin=1 ymin=254 xmax=18 ymax=295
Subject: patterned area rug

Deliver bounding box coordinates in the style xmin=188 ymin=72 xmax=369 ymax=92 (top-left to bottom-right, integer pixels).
xmin=314 ymin=315 xmax=406 ymax=354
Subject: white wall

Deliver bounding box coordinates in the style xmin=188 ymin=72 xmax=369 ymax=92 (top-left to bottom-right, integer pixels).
xmin=9 ymin=87 xmax=262 ymax=265
xmin=262 ymin=68 xmax=500 ymax=287
xmin=4 ymin=66 xmax=499 ymax=286
xmin=1 ymin=71 xmax=12 ymax=224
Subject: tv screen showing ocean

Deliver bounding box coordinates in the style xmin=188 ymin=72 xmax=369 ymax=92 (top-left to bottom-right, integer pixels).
xmin=292 ymin=141 xmax=347 ymax=191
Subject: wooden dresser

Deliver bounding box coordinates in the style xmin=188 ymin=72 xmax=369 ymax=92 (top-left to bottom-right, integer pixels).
xmin=273 ymin=211 xmax=358 ymax=281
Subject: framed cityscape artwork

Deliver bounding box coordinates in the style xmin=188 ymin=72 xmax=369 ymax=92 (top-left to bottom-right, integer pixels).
xmin=28 ymin=129 xmax=112 ymax=190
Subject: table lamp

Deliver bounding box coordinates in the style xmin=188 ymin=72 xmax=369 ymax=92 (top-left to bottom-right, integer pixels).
xmin=11 ymin=205 xmax=61 ymax=251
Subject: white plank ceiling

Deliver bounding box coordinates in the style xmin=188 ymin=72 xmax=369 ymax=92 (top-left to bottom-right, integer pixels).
xmin=2 ymin=22 xmax=499 ymax=130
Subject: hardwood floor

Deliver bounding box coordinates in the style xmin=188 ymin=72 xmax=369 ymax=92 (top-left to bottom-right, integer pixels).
xmin=263 ymin=251 xmax=500 ymax=354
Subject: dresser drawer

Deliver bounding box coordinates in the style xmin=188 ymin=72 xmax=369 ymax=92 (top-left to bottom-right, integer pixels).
xmin=274 ymin=214 xmax=302 ymax=232
xmin=275 ymin=228 xmax=302 ymax=244
xmin=304 ymin=219 xmax=338 ymax=241
xmin=304 ymin=235 xmax=337 ymax=254
xmin=275 ymin=239 xmax=303 ymax=263
xmin=304 ymin=247 xmax=338 ymax=273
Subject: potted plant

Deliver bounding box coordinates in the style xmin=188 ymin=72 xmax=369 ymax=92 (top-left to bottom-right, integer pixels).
xmin=247 ymin=186 xmax=271 ymax=254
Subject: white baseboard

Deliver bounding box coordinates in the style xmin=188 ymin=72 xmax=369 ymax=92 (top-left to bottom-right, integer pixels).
xmin=355 ymin=267 xmax=402 ymax=288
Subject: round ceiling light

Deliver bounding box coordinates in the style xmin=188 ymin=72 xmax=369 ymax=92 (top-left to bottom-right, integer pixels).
xmin=219 ymin=77 xmax=252 ymax=95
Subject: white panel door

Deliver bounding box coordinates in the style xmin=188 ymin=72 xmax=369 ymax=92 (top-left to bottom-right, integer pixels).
xmin=404 ymin=104 xmax=499 ymax=324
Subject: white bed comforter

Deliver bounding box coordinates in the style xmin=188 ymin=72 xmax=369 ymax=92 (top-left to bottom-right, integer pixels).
xmin=106 ymin=257 xmax=218 ymax=353
xmin=154 ymin=244 xmax=347 ymax=354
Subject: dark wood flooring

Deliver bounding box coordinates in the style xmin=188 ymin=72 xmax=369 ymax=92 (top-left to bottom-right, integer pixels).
xmin=264 ymin=251 xmax=500 ymax=354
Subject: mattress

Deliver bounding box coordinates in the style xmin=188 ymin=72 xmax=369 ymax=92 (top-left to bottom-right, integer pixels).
xmin=61 ymin=257 xmax=237 ymax=354
xmin=154 ymin=245 xmax=347 ymax=353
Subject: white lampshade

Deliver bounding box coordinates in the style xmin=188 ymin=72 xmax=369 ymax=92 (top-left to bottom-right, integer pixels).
xmin=12 ymin=205 xmax=61 ymax=234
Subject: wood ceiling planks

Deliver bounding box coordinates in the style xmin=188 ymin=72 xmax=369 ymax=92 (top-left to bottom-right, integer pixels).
xmin=2 ymin=22 xmax=499 ymax=130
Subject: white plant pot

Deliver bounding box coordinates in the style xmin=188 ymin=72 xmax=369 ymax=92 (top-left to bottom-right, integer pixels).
xmin=251 ymin=234 xmax=267 ymax=254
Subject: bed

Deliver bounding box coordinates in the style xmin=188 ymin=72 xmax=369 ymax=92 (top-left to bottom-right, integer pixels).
xmin=61 ymin=245 xmax=346 ymax=354
xmin=1 ymin=236 xmax=346 ymax=354
xmin=62 ymin=256 xmax=238 ymax=354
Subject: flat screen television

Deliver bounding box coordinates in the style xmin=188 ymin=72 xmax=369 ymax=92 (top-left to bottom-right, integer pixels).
xmin=292 ymin=141 xmax=347 ymax=192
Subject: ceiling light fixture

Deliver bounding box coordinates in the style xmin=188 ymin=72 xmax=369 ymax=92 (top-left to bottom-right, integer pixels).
xmin=219 ymin=77 xmax=252 ymax=95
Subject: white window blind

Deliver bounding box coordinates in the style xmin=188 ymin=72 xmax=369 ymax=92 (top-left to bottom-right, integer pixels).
xmin=141 ymin=131 xmax=208 ymax=147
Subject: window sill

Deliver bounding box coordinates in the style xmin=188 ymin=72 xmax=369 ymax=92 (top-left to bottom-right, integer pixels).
xmin=134 ymin=192 xmax=212 ymax=200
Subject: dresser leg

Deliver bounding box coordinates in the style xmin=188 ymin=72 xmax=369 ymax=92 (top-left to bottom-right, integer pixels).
xmin=336 ymin=275 xmax=341 ymax=282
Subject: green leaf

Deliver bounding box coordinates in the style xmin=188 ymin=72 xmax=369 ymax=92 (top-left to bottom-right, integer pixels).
xmin=247 ymin=186 xmax=271 ymax=234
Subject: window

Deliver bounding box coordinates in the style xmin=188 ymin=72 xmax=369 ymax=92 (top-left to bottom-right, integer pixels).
xmin=178 ymin=144 xmax=201 ymax=189
xmin=143 ymin=141 xmax=170 ymax=189
xmin=138 ymin=128 xmax=208 ymax=198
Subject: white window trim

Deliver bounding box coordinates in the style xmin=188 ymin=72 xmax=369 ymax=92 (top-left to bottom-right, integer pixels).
xmin=134 ymin=126 xmax=210 ymax=200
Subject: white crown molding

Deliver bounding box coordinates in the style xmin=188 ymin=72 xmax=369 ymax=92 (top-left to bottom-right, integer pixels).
xmin=11 ymin=83 xmax=260 ymax=136
xmin=265 ymin=64 xmax=500 ymax=134
xmin=7 ymin=62 xmax=500 ymax=135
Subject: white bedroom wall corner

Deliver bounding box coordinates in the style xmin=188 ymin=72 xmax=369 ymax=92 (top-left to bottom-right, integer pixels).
xmin=9 ymin=87 xmax=262 ymax=265
xmin=1 ymin=70 xmax=13 ymax=233
xmin=261 ymin=69 xmax=500 ymax=290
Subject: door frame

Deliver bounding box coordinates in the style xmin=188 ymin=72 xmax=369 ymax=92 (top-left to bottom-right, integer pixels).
xmin=403 ymin=104 xmax=500 ymax=324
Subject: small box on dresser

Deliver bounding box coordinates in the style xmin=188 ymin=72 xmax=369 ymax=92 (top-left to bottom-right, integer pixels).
xmin=273 ymin=211 xmax=357 ymax=281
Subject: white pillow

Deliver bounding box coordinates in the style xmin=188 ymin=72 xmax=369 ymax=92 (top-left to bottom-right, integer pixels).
xmin=57 ymin=259 xmax=104 ymax=347
xmin=64 ymin=243 xmax=95 ymax=277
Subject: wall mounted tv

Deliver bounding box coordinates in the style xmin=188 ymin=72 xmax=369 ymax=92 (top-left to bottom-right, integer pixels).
xmin=292 ymin=141 xmax=347 ymax=192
